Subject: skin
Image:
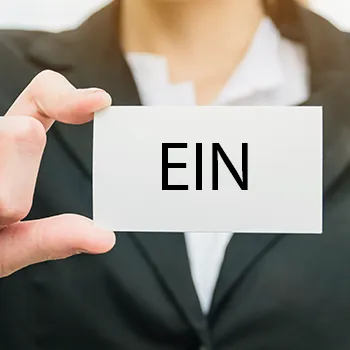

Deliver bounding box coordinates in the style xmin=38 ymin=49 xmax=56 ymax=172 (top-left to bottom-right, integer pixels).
xmin=0 ymin=70 xmax=116 ymax=278
xmin=121 ymin=0 xmax=265 ymax=104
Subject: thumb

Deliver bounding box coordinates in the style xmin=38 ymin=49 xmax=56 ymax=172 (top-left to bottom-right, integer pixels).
xmin=0 ymin=214 xmax=116 ymax=278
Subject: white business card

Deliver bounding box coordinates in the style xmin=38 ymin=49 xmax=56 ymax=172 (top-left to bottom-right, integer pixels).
xmin=93 ymin=106 xmax=322 ymax=234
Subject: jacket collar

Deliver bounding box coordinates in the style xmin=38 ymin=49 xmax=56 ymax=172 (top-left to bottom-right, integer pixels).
xmin=26 ymin=0 xmax=350 ymax=336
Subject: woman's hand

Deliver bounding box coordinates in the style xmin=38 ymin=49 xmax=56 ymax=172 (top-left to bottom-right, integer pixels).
xmin=0 ymin=70 xmax=116 ymax=278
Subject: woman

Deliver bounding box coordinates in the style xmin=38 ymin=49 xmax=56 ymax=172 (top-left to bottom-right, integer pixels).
xmin=0 ymin=1 xmax=350 ymax=349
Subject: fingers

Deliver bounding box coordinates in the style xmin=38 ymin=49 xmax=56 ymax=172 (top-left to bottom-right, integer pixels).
xmin=0 ymin=214 xmax=116 ymax=278
xmin=0 ymin=70 xmax=114 ymax=276
xmin=0 ymin=116 xmax=46 ymax=226
xmin=0 ymin=69 xmax=112 ymax=226
xmin=5 ymin=70 xmax=112 ymax=131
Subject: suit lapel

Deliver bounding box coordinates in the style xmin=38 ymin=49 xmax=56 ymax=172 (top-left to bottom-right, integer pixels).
xmin=26 ymin=0 xmax=350 ymax=326
xmin=130 ymin=232 xmax=208 ymax=336
xmin=210 ymin=7 xmax=350 ymax=316
xmin=210 ymin=71 xmax=350 ymax=316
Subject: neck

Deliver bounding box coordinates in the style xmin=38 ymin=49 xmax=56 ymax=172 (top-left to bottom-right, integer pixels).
xmin=121 ymin=0 xmax=265 ymax=104
xmin=122 ymin=0 xmax=264 ymax=55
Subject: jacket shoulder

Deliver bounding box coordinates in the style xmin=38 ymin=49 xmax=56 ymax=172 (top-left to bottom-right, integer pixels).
xmin=0 ymin=29 xmax=49 ymax=113
xmin=0 ymin=29 xmax=46 ymax=49
xmin=0 ymin=29 xmax=50 ymax=65
xmin=345 ymin=31 xmax=350 ymax=43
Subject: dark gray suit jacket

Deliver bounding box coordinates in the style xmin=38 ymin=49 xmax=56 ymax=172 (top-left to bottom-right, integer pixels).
xmin=1 ymin=1 xmax=350 ymax=349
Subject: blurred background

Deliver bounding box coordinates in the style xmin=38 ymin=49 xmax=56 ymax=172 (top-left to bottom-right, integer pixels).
xmin=0 ymin=0 xmax=349 ymax=32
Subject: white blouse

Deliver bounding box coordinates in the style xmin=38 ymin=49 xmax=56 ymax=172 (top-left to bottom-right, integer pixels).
xmin=125 ymin=17 xmax=310 ymax=314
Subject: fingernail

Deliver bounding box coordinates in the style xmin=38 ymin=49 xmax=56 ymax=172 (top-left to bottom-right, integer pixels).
xmin=83 ymin=88 xmax=106 ymax=94
xmin=76 ymin=250 xmax=89 ymax=255
xmin=80 ymin=88 xmax=112 ymax=104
